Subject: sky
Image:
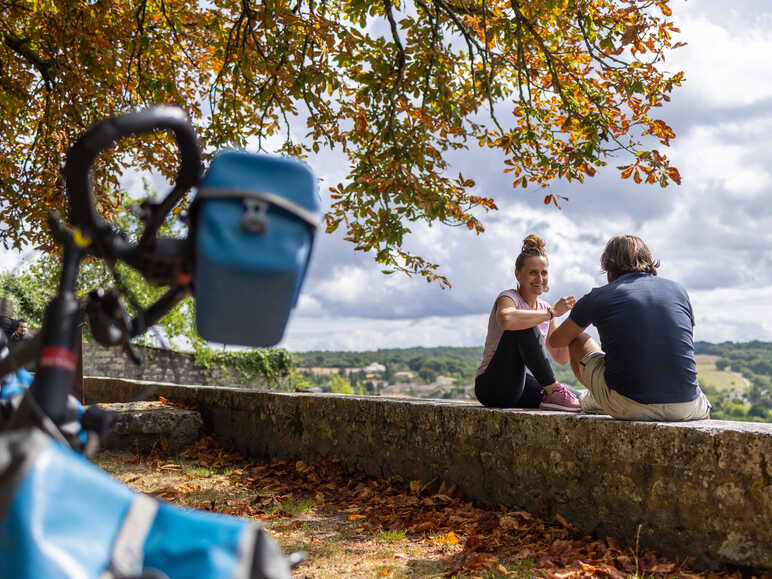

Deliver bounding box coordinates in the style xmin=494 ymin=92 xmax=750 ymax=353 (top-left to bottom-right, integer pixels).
xmin=3 ymin=0 xmax=771 ymax=352
xmin=280 ymin=0 xmax=772 ymax=351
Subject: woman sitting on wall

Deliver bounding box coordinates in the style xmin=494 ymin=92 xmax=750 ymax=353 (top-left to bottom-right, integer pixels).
xmin=475 ymin=234 xmax=580 ymax=411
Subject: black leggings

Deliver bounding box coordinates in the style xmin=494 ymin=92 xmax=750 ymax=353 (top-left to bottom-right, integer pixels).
xmin=475 ymin=327 xmax=556 ymax=408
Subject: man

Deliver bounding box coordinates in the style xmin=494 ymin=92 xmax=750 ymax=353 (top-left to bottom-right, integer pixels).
xmin=9 ymin=319 xmax=31 ymax=351
xmin=548 ymin=235 xmax=710 ymax=421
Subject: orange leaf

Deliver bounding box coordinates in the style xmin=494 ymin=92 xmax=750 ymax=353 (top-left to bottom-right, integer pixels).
xmin=435 ymin=531 xmax=459 ymax=545
xmin=347 ymin=514 xmax=366 ymax=521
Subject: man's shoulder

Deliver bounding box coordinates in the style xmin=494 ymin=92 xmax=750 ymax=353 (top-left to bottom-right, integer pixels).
xmin=644 ymin=275 xmax=689 ymax=297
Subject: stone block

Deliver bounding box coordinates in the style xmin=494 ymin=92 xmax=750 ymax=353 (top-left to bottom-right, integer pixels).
xmin=99 ymin=401 xmax=203 ymax=452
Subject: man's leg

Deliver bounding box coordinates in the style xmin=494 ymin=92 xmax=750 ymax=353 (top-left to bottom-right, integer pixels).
xmin=568 ymin=332 xmax=602 ymax=386
xmin=565 ymin=332 xmax=608 ymax=414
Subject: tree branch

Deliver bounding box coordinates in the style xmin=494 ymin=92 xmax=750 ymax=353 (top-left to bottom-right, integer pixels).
xmin=2 ymin=33 xmax=54 ymax=88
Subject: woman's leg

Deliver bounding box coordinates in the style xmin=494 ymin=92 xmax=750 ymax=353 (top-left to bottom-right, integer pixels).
xmin=475 ymin=327 xmax=556 ymax=408
xmin=517 ymin=374 xmax=545 ymax=408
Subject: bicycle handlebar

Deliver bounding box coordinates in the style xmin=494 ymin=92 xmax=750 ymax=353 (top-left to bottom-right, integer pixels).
xmin=63 ymin=106 xmax=202 ymax=264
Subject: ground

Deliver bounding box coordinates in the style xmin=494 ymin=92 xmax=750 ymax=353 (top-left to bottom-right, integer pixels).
xmin=92 ymin=438 xmax=766 ymax=579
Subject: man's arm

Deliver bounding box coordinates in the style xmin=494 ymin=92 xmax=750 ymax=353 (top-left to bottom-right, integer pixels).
xmin=545 ymin=319 xmax=570 ymax=365
xmin=548 ymin=317 xmax=586 ymax=348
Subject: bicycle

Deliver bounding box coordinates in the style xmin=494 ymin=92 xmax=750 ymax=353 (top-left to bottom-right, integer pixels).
xmin=0 ymin=106 xmax=319 ymax=578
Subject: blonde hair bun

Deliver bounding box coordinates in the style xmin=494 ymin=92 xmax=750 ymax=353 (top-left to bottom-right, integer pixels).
xmin=521 ymin=234 xmax=546 ymax=255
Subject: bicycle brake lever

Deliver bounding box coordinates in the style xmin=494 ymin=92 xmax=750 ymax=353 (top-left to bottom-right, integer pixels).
xmin=86 ymin=289 xmax=130 ymax=348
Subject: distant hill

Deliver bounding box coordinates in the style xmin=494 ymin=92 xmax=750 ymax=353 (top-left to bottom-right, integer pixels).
xmin=694 ymin=341 xmax=772 ymax=421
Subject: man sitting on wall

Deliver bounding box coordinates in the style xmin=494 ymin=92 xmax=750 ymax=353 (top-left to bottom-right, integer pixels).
xmin=548 ymin=235 xmax=711 ymax=421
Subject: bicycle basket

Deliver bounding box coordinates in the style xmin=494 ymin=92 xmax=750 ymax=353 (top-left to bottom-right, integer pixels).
xmin=192 ymin=151 xmax=319 ymax=347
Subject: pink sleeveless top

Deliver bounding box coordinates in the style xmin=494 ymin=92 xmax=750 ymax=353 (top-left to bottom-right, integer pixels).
xmin=476 ymin=289 xmax=550 ymax=377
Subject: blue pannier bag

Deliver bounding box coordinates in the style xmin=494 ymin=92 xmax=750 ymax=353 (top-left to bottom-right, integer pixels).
xmin=193 ymin=151 xmax=320 ymax=347
xmin=0 ymin=428 xmax=292 ymax=579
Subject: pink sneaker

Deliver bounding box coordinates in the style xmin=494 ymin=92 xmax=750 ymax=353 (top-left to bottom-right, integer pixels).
xmin=539 ymin=383 xmax=580 ymax=412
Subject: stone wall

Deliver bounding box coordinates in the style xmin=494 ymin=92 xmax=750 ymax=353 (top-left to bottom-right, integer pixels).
xmin=82 ymin=342 xmax=273 ymax=389
xmin=85 ymin=377 xmax=772 ymax=571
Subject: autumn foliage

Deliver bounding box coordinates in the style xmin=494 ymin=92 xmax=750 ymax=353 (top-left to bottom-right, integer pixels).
xmin=2 ymin=0 xmax=684 ymax=284
xmin=111 ymin=434 xmax=751 ymax=578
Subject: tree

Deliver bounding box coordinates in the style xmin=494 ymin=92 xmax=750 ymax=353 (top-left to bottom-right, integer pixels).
xmin=2 ymin=0 xmax=683 ymax=285
xmin=329 ymin=372 xmax=355 ymax=394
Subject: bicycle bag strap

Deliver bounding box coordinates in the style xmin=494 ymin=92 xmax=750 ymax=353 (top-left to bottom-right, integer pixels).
xmin=103 ymin=494 xmax=159 ymax=579
xmin=196 ymin=188 xmax=319 ymax=234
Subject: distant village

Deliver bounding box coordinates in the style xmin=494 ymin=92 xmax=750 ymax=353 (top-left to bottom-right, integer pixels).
xmin=299 ymin=362 xmax=474 ymax=399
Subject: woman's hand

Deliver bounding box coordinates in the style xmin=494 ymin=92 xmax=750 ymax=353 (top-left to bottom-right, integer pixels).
xmin=551 ymin=295 xmax=576 ymax=317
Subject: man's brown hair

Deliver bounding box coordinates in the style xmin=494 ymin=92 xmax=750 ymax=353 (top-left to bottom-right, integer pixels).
xmin=601 ymin=235 xmax=660 ymax=278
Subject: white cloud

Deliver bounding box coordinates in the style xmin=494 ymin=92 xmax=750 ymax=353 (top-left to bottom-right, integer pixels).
xmin=670 ymin=10 xmax=772 ymax=108
xmin=280 ymin=313 xmax=489 ymax=352
xmin=672 ymin=119 xmax=772 ymax=199
xmin=690 ymin=286 xmax=772 ymax=342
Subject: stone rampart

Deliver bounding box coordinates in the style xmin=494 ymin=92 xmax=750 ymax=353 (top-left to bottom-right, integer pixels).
xmin=85 ymin=377 xmax=772 ymax=571
xmin=82 ymin=342 xmax=272 ymax=389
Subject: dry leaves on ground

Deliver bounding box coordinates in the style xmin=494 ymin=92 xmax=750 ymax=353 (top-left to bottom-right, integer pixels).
xmin=97 ymin=436 xmax=768 ymax=579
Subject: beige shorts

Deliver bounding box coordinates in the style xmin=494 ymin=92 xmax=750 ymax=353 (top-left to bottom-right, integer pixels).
xmin=578 ymin=352 xmax=711 ymax=421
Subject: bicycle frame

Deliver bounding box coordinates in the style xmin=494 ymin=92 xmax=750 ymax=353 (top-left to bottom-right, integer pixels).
xmin=0 ymin=106 xmax=300 ymax=578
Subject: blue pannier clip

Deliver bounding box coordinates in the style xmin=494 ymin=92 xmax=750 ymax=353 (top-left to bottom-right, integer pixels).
xmin=193 ymin=151 xmax=320 ymax=347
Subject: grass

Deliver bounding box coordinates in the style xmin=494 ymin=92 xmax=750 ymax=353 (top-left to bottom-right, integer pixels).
xmin=183 ymin=465 xmax=214 ymax=478
xmin=696 ymin=367 xmax=747 ymax=391
xmin=375 ymin=529 xmax=407 ymax=542
xmin=695 ymin=356 xmax=748 ymax=393
xmin=509 ymin=556 xmax=536 ymax=578
xmin=267 ymin=497 xmax=315 ymax=516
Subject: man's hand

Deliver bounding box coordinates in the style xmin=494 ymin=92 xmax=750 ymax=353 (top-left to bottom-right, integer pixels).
xmin=551 ymin=296 xmax=576 ymax=317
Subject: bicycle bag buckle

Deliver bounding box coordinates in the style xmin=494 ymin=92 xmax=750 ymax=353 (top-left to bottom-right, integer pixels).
xmin=241 ymin=198 xmax=269 ymax=234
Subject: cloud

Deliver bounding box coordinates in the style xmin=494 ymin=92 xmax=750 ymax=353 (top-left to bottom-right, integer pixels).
xmin=669 ymin=7 xmax=772 ymax=110
xmin=690 ymin=286 xmax=772 ymax=342
xmin=282 ymin=313 xmax=490 ymax=352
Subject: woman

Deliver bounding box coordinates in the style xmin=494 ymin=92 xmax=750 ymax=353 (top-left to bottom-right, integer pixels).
xmin=475 ymin=234 xmax=580 ymax=411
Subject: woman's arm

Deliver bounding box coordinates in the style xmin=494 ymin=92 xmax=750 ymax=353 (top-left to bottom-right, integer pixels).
xmin=495 ymin=296 xmax=553 ymax=331
xmin=496 ymin=295 xmax=576 ymax=332
xmin=545 ymin=319 xmax=570 ymax=365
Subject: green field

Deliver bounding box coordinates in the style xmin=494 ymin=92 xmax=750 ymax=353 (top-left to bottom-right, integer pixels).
xmin=695 ymin=355 xmax=748 ymax=392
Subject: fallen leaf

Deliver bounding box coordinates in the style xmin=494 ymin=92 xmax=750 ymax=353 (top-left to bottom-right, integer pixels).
xmin=464 ymin=552 xmax=498 ymax=571
xmin=434 ymin=532 xmax=459 ymax=546
xmin=159 ymin=463 xmax=182 ymax=471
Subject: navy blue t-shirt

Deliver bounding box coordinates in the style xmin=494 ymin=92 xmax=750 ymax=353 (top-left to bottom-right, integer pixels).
xmin=569 ymin=272 xmax=699 ymax=404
